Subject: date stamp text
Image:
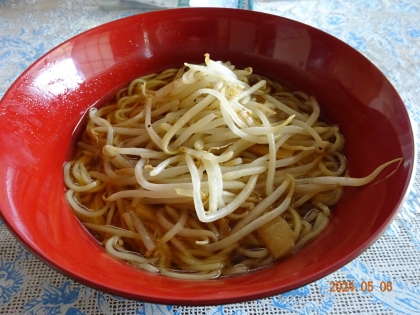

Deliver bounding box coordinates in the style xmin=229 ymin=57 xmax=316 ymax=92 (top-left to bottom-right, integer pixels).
xmin=329 ymin=281 xmax=393 ymax=293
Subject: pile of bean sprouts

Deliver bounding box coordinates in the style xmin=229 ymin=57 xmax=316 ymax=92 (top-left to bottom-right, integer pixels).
xmin=64 ymin=54 xmax=401 ymax=279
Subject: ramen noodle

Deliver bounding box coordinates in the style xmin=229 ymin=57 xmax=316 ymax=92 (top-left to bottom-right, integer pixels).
xmin=64 ymin=54 xmax=401 ymax=279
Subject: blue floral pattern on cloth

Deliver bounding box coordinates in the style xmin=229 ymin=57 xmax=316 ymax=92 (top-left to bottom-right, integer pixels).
xmin=1 ymin=0 xmax=420 ymax=314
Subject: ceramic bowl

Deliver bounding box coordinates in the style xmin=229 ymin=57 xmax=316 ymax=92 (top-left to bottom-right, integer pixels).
xmin=0 ymin=8 xmax=415 ymax=305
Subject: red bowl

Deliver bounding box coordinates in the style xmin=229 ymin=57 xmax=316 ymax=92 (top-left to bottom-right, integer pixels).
xmin=0 ymin=8 xmax=415 ymax=305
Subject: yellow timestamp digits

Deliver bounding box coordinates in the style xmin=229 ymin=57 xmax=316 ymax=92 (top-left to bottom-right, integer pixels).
xmin=329 ymin=281 xmax=393 ymax=293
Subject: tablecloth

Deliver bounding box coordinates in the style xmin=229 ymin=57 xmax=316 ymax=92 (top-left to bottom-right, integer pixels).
xmin=1 ymin=0 xmax=420 ymax=314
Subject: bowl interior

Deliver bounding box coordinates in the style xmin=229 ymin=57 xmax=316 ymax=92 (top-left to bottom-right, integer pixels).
xmin=0 ymin=8 xmax=415 ymax=305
